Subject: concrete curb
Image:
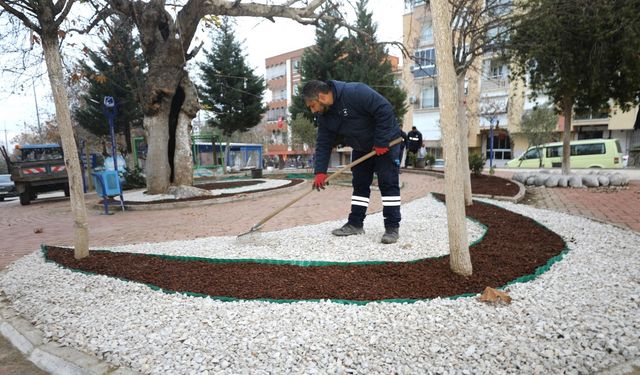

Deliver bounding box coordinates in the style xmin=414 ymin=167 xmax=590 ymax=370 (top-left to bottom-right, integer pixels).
xmin=0 ymin=288 xmax=139 ymax=375
xmin=94 ymin=178 xmax=310 ymax=212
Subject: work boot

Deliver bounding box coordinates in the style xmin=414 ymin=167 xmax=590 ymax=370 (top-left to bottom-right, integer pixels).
xmin=381 ymin=227 xmax=399 ymax=244
xmin=331 ymin=223 xmax=365 ymax=236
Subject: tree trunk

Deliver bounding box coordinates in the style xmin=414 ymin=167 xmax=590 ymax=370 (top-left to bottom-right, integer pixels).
xmin=41 ymin=34 xmax=89 ymax=259
xmin=173 ymin=76 xmax=199 ymax=186
xmin=562 ymin=97 xmax=573 ymax=175
xmin=457 ymin=75 xmax=473 ymax=206
xmin=144 ymin=108 xmax=172 ymax=194
xmin=432 ymin=0 xmax=472 ymax=276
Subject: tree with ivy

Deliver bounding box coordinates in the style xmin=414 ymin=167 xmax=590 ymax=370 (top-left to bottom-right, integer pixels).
xmin=342 ymin=0 xmax=407 ymax=121
xmin=72 ymin=16 xmax=146 ymax=156
xmin=198 ymin=17 xmax=266 ymax=169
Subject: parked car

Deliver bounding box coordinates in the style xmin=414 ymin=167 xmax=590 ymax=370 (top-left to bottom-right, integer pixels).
xmin=506 ymin=139 xmax=623 ymax=169
xmin=0 ymin=174 xmax=17 ymax=201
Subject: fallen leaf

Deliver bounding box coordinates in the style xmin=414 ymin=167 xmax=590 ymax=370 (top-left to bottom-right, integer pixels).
xmin=34 ymin=228 xmax=44 ymax=234
xmin=478 ymin=286 xmax=511 ymax=304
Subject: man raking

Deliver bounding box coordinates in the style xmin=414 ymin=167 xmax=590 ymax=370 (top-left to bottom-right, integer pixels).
xmin=302 ymin=80 xmax=402 ymax=244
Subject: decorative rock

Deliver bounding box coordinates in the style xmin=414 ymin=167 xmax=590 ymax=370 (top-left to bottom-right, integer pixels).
xmin=582 ymin=175 xmax=600 ymax=187
xmin=526 ymin=176 xmax=537 ymax=186
xmin=597 ymin=176 xmax=610 ymax=187
xmin=167 ymin=185 xmax=212 ymax=199
xmin=545 ymin=175 xmax=559 ymax=187
xmin=534 ymin=176 xmax=548 ymax=186
xmin=609 ymin=173 xmax=629 ymax=186
xmin=557 ymin=176 xmax=568 ymax=188
xmin=568 ymin=176 xmax=583 ymax=188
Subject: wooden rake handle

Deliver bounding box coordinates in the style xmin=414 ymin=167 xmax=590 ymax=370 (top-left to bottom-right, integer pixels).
xmin=243 ymin=137 xmax=404 ymax=234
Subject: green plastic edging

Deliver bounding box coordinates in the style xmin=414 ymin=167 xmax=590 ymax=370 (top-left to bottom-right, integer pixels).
xmin=40 ymin=193 xmax=568 ymax=305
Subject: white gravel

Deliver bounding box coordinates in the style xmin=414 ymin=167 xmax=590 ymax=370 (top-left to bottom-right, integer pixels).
xmin=123 ymin=178 xmax=291 ymax=202
xmin=2 ymin=195 xmax=639 ymax=374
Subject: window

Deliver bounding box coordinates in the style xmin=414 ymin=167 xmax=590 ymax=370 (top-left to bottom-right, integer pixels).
xmin=572 ymin=143 xmax=605 ymax=156
xmin=486 ymin=134 xmax=512 ymax=160
xmin=421 ymin=84 xmax=438 ymax=108
xmin=490 ymin=60 xmax=506 ymax=78
xmin=546 ymin=146 xmax=562 ymax=158
xmin=523 ymin=148 xmax=540 ymax=160
xmin=420 ymin=22 xmax=433 ymax=43
xmin=414 ymin=48 xmax=436 ymax=67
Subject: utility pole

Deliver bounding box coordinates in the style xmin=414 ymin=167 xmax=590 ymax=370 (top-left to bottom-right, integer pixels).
xmin=32 ymin=77 xmax=42 ymax=142
xmin=3 ymin=124 xmax=7 ymax=150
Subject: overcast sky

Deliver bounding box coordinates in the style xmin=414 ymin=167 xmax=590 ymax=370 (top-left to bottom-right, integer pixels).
xmin=0 ymin=0 xmax=405 ymax=148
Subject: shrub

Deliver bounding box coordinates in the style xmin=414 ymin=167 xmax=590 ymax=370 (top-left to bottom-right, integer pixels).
xmin=425 ymin=154 xmax=436 ymax=168
xmin=405 ymin=152 xmax=417 ymax=167
xmin=468 ymin=153 xmax=485 ymax=176
xmin=122 ymin=166 xmax=146 ymax=190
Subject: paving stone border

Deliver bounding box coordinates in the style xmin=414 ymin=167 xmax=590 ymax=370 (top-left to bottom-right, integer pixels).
xmin=94 ymin=178 xmax=309 ymax=212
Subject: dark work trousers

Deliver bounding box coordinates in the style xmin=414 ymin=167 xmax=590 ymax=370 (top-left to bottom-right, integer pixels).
xmin=347 ymin=143 xmax=401 ymax=229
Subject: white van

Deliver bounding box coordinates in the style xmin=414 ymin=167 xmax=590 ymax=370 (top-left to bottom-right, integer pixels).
xmin=506 ymin=139 xmax=623 ymax=169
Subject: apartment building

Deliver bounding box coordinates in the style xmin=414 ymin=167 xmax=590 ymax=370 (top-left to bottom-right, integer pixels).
xmin=403 ymin=1 xmax=640 ymax=167
xmin=262 ymin=47 xmax=312 ymax=168
xmin=262 ymin=48 xmax=403 ymax=169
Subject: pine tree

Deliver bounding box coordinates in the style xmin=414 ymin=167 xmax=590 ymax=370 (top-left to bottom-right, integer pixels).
xmin=72 ymin=16 xmax=145 ymax=154
xmin=342 ymin=0 xmax=407 ymax=121
xmin=289 ymin=6 xmax=346 ymax=122
xmin=198 ymin=17 xmax=266 ymax=137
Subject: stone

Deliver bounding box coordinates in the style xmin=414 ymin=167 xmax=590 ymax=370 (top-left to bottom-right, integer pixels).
xmin=609 ymin=173 xmax=629 ymax=186
xmin=582 ymin=175 xmax=599 ymax=187
xmin=167 ymin=185 xmax=212 ymax=199
xmin=568 ymin=175 xmax=583 ymax=188
xmin=557 ymin=176 xmax=568 ymax=188
xmin=534 ymin=175 xmax=548 ymax=186
xmin=597 ymin=176 xmax=610 ymax=187
xmin=545 ymin=175 xmax=559 ymax=187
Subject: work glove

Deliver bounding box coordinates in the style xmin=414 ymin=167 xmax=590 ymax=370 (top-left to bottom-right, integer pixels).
xmin=374 ymin=146 xmax=389 ymax=156
xmin=313 ymin=173 xmax=328 ymax=191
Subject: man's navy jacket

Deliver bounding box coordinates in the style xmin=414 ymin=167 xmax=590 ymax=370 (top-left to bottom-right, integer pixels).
xmin=313 ymin=80 xmax=401 ymax=174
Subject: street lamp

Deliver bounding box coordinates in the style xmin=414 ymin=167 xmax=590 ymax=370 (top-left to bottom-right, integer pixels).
xmin=489 ymin=118 xmax=499 ymax=169
xmin=102 ymin=96 xmax=118 ymax=172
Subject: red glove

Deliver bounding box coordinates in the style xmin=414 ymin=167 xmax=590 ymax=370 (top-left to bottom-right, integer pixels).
xmin=313 ymin=173 xmax=328 ymax=191
xmin=374 ymin=146 xmax=389 ymax=156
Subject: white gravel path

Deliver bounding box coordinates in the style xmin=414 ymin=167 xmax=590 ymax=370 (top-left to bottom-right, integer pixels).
xmin=1 ymin=195 xmax=639 ymax=374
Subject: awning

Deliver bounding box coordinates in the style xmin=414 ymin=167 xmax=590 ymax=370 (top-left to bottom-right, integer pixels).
xmin=265 ymin=150 xmax=313 ymax=156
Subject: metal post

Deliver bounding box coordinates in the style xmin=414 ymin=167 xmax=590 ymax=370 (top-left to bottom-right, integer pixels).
xmin=489 ymin=118 xmax=495 ymax=169
xmin=103 ymin=97 xmax=118 ymax=172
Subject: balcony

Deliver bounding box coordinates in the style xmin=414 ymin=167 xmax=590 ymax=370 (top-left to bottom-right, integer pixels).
xmin=267 ymin=99 xmax=287 ymax=108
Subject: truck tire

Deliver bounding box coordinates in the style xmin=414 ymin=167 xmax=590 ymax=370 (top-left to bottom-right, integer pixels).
xmin=19 ymin=191 xmax=31 ymax=205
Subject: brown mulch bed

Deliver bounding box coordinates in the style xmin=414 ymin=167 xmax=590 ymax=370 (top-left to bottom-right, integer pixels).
xmin=405 ymin=170 xmax=520 ymax=197
xmin=45 ymin=194 xmax=566 ymax=302
xmin=120 ymin=179 xmax=304 ymax=205
xmin=470 ymin=174 xmax=520 ymax=197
